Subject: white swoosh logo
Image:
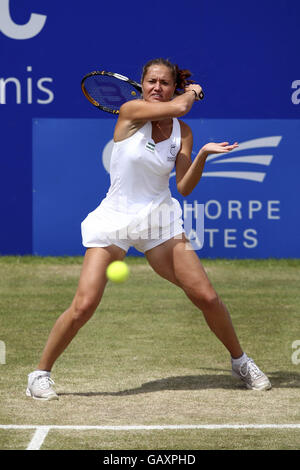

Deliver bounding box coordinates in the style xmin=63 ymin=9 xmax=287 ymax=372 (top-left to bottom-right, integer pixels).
xmin=185 ymin=136 xmax=282 ymax=182
xmin=205 ymin=136 xmax=282 ymax=161
xmin=103 ymin=136 xmax=282 ymax=183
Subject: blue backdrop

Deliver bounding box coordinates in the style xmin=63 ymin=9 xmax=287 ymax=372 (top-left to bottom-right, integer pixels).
xmin=1 ymin=0 xmax=299 ymax=257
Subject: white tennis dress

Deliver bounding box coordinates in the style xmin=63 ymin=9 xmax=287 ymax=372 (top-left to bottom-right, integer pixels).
xmin=81 ymin=118 xmax=185 ymax=253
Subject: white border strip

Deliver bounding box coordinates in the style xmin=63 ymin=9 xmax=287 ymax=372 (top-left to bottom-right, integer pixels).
xmin=1 ymin=424 xmax=300 ymax=450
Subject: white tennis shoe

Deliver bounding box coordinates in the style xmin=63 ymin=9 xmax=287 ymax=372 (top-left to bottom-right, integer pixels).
xmin=26 ymin=371 xmax=58 ymax=400
xmin=232 ymin=357 xmax=271 ymax=390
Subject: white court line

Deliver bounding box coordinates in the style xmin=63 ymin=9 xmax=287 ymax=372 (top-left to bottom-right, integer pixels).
xmin=1 ymin=424 xmax=300 ymax=450
xmin=1 ymin=424 xmax=300 ymax=430
xmin=26 ymin=426 xmax=50 ymax=450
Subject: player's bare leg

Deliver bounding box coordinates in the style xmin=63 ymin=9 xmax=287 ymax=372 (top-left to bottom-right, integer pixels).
xmin=37 ymin=245 xmax=126 ymax=371
xmin=146 ymin=235 xmax=243 ymax=358
xmin=146 ymin=236 xmax=271 ymax=390
xmin=26 ymin=245 xmax=126 ymax=400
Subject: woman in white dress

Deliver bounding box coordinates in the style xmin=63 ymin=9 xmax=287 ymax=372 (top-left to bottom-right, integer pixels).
xmin=26 ymin=58 xmax=271 ymax=399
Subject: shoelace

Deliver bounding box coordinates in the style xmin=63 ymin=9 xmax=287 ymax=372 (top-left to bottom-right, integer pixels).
xmin=36 ymin=375 xmax=55 ymax=390
xmin=241 ymin=359 xmax=262 ymax=379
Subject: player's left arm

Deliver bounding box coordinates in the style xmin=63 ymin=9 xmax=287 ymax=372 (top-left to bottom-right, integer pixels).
xmin=176 ymin=121 xmax=238 ymax=197
xmin=175 ymin=120 xmax=207 ymax=197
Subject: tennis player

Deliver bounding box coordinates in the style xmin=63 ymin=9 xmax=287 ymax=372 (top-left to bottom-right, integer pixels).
xmin=26 ymin=58 xmax=271 ymax=400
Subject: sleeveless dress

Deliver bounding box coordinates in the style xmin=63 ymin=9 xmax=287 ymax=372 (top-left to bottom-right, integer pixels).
xmin=81 ymin=118 xmax=185 ymax=253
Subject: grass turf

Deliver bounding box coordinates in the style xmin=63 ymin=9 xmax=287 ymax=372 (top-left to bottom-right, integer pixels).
xmin=0 ymin=256 xmax=299 ymax=449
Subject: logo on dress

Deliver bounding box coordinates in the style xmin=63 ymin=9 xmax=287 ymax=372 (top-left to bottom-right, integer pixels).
xmin=167 ymin=144 xmax=177 ymax=161
xmin=145 ymin=141 xmax=155 ymax=153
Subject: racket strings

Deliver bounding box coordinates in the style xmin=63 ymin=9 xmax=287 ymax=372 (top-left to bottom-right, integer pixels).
xmin=83 ymin=75 xmax=140 ymax=112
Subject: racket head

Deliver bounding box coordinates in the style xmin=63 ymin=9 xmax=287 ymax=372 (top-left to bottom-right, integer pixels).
xmin=81 ymin=71 xmax=142 ymax=114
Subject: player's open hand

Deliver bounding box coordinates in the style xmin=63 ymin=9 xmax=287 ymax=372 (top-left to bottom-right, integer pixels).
xmin=201 ymin=141 xmax=238 ymax=156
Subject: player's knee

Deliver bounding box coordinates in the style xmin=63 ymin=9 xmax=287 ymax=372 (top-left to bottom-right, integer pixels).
xmin=184 ymin=284 xmax=219 ymax=311
xmin=71 ymin=295 xmax=98 ymax=328
xmin=198 ymin=291 xmax=220 ymax=311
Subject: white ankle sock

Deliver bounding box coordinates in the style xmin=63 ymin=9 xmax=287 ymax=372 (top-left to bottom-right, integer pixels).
xmin=29 ymin=369 xmax=50 ymax=378
xmin=231 ymin=352 xmax=248 ymax=366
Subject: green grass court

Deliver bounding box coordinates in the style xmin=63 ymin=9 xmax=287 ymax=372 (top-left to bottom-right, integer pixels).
xmin=0 ymin=256 xmax=300 ymax=450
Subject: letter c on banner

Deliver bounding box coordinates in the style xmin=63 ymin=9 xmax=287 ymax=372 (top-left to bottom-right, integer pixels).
xmin=0 ymin=0 xmax=47 ymax=39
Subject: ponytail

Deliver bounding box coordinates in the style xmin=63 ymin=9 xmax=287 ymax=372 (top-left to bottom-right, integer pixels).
xmin=173 ymin=65 xmax=195 ymax=95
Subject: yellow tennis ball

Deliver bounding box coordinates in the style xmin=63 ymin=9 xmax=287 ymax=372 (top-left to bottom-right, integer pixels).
xmin=106 ymin=261 xmax=129 ymax=283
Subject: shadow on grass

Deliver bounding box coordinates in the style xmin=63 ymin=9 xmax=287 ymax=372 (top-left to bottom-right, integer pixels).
xmin=58 ymin=369 xmax=300 ymax=397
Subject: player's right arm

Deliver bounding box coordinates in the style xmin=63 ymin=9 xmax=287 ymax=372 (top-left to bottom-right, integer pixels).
xmin=119 ymin=85 xmax=201 ymax=122
xmin=114 ymin=85 xmax=202 ymax=142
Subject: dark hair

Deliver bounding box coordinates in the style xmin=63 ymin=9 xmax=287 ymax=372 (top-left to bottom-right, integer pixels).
xmin=141 ymin=58 xmax=194 ymax=95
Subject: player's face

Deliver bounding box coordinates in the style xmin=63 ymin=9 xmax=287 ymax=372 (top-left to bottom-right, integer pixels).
xmin=142 ymin=65 xmax=176 ymax=102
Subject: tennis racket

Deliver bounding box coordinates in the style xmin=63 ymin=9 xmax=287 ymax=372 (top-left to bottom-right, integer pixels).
xmin=81 ymin=70 xmax=204 ymax=114
xmin=81 ymin=71 xmax=142 ymax=114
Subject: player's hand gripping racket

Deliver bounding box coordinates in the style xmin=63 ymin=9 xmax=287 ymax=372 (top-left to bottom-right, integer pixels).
xmin=81 ymin=70 xmax=204 ymax=114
